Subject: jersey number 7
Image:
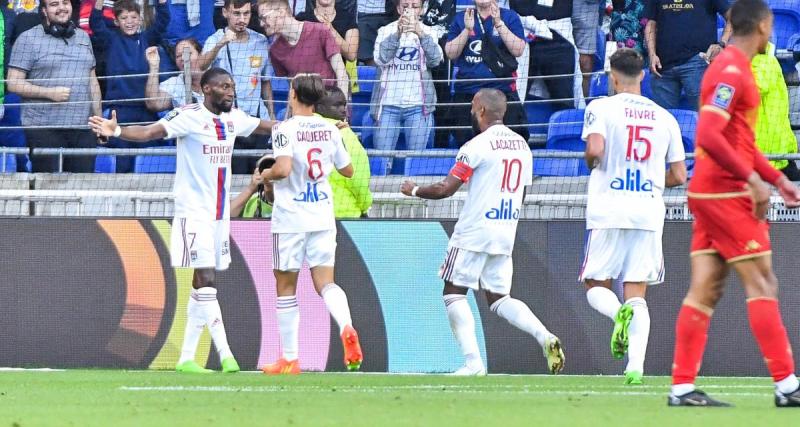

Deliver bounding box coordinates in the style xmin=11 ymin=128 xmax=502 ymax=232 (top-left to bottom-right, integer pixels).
xmin=626 ymin=125 xmax=653 ymax=162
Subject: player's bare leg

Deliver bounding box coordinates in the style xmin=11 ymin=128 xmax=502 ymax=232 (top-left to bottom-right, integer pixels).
xmin=311 ymin=266 xmax=362 ymax=371
xmin=622 ymin=283 xmax=648 ymax=384
xmin=176 ymin=268 xmax=239 ymax=373
xmin=485 ymin=291 xmax=565 ymax=375
xmin=443 ymin=282 xmax=485 ymax=376
xmin=263 ymin=270 xmax=301 ymax=375
xmin=669 ymin=253 xmax=730 ymax=406
xmin=731 ymin=256 xmax=800 ymax=407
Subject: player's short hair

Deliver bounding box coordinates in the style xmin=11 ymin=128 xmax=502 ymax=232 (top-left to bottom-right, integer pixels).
xmin=609 ymin=48 xmax=644 ymax=79
xmin=257 ymin=0 xmax=290 ymax=12
xmin=200 ymin=67 xmax=233 ymax=87
xmin=475 ymin=88 xmax=507 ymax=119
xmin=730 ymin=0 xmax=772 ymax=36
xmin=224 ymin=0 xmax=252 ymax=9
xmin=292 ymin=73 xmax=327 ymax=107
xmin=112 ymin=0 xmax=141 ymax=17
xmin=173 ymin=38 xmax=202 ymax=61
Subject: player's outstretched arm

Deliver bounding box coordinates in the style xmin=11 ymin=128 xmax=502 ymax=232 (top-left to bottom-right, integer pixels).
xmin=261 ymin=156 xmax=292 ymax=181
xmin=400 ymin=175 xmax=463 ymax=200
xmin=88 ymin=110 xmax=168 ymax=142
xmin=584 ymin=133 xmax=605 ymax=170
xmin=252 ymin=120 xmax=278 ymax=135
xmin=665 ymin=161 xmax=687 ymax=187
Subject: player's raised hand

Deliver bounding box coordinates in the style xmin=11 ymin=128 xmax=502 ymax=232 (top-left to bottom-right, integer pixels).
xmin=776 ymin=176 xmax=800 ymax=208
xmin=400 ymin=180 xmax=417 ymax=196
xmin=464 ymin=8 xmax=475 ymax=32
xmin=145 ymin=46 xmax=160 ymax=67
xmin=88 ymin=110 xmax=119 ymax=139
xmin=746 ymin=173 xmax=772 ymax=219
xmin=49 ymin=87 xmax=71 ymax=102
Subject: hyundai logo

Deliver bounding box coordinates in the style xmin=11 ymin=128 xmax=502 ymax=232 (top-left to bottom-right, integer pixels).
xmin=396 ymin=47 xmax=419 ymax=61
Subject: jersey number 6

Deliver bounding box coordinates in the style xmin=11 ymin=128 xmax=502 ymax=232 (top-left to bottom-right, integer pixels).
xmin=307 ymin=148 xmax=323 ymax=180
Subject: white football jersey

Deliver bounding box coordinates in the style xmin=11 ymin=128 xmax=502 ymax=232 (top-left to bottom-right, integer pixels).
xmin=271 ymin=115 xmax=351 ymax=233
xmin=581 ymin=93 xmax=686 ymax=231
xmin=449 ymin=124 xmax=533 ymax=256
xmin=159 ymin=104 xmax=260 ymax=220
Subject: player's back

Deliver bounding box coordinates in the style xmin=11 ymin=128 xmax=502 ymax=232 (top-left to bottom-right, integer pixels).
xmin=271 ymin=115 xmax=350 ymax=233
xmin=582 ymin=93 xmax=685 ymax=231
xmin=450 ymin=125 xmax=533 ymax=256
xmin=689 ymin=46 xmax=761 ymax=195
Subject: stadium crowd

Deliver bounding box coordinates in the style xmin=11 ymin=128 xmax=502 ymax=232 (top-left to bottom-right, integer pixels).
xmin=0 ymin=0 xmax=797 ymax=181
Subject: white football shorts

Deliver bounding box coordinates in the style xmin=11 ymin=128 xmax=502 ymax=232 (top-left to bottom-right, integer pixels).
xmin=170 ymin=217 xmax=231 ymax=270
xmin=439 ymin=245 xmax=513 ymax=295
xmin=272 ymin=229 xmax=337 ymax=272
xmin=578 ymin=228 xmax=664 ymax=284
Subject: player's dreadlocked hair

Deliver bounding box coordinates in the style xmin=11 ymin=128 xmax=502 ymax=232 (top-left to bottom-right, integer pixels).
xmin=292 ymin=73 xmax=327 ymax=107
xmin=730 ymin=0 xmax=772 ymax=36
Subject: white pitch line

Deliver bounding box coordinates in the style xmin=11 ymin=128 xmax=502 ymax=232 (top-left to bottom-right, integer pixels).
xmin=0 ymin=367 xmax=66 ymax=372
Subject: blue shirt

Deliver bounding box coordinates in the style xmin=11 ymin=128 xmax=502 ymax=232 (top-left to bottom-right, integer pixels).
xmin=644 ymin=0 xmax=730 ymax=70
xmin=448 ymin=8 xmax=524 ymax=95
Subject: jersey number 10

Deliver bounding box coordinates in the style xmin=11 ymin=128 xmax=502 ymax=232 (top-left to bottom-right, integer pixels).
xmin=501 ymin=158 xmax=522 ymax=193
xmin=626 ymin=125 xmax=653 ymax=162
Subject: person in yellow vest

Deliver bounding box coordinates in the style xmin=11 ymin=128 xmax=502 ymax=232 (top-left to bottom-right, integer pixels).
xmin=753 ymin=42 xmax=799 ymax=180
xmin=315 ymin=87 xmax=373 ymax=218
xmin=231 ymin=155 xmax=274 ymax=218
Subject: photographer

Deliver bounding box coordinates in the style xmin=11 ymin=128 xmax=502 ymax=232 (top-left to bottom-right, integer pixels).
xmin=230 ymin=154 xmax=274 ymax=218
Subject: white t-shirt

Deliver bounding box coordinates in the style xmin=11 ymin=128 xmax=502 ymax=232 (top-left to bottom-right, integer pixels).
xmin=160 ymin=75 xmax=204 ymax=109
xmin=271 ymin=115 xmax=352 ymax=233
xmin=374 ymin=22 xmax=437 ymax=108
xmin=581 ymin=93 xmax=686 ymax=231
xmin=158 ymin=104 xmax=261 ymax=221
xmin=449 ymin=124 xmax=533 ymax=256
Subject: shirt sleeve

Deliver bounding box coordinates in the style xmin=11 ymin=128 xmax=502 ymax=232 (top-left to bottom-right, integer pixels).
xmin=321 ymin=24 xmax=340 ymax=60
xmin=450 ymin=144 xmax=479 ymax=183
xmin=158 ymin=107 xmax=194 ymax=139
xmin=643 ymin=0 xmax=659 ymax=21
xmin=503 ymin=10 xmax=525 ymax=40
xmin=8 ymin=31 xmax=35 ymax=72
xmin=233 ymin=109 xmax=261 ymax=138
xmin=447 ymin=13 xmax=464 ymax=42
xmin=332 ymin=129 xmax=352 ymax=170
xmin=700 ymin=65 xmax=742 ymax=117
xmin=666 ymin=117 xmax=687 ymax=163
xmin=581 ymin=102 xmax=606 ymax=141
xmin=272 ymin=123 xmax=293 ymax=158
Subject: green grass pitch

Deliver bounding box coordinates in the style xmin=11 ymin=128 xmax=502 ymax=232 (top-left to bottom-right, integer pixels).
xmin=0 ymin=370 xmax=797 ymax=426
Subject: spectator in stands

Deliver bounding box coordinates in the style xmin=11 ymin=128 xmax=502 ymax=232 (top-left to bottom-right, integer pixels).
xmin=199 ymin=0 xmax=274 ymax=173
xmin=420 ymin=0 xmax=456 ymax=148
xmin=296 ymin=0 xmax=358 ymax=92
xmin=258 ymin=0 xmax=348 ymax=95
xmin=610 ymin=0 xmax=648 ymax=58
xmin=372 ymin=0 xmax=442 ymax=158
xmin=317 ymin=87 xmax=373 ymax=218
xmin=7 ymin=0 xmax=102 ymax=172
xmin=7 ymin=0 xmax=44 ymax=44
xmin=644 ymin=0 xmax=730 ymax=110
xmin=145 ymin=38 xmax=204 ymax=111
xmin=753 ymin=42 xmax=800 ymax=180
xmin=90 ymin=0 xmax=169 ymax=173
xmin=165 ymin=0 xmax=216 ymax=46
xmin=230 ymin=155 xmax=274 ymax=218
xmin=572 ymin=0 xmax=601 ymax=97
xmin=510 ymin=0 xmax=583 ymax=110
xmin=445 ymin=0 xmax=528 ymax=145
xmin=357 ymin=0 xmax=395 ymax=65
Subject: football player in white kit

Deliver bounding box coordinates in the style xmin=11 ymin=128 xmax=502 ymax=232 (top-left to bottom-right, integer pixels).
xmin=580 ymin=49 xmax=687 ymax=385
xmin=89 ymin=67 xmax=277 ymax=373
xmin=401 ymin=88 xmax=565 ymax=376
xmin=259 ymin=74 xmax=363 ymax=375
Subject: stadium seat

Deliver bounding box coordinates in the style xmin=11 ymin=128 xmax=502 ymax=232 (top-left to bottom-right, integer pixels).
xmin=360 ymin=114 xmax=375 ymax=149
xmin=1 ymin=153 xmax=16 ymax=174
xmin=356 ymin=65 xmax=377 ymax=94
xmin=526 ymin=99 xmax=556 ymax=135
xmin=404 ymin=152 xmax=455 ymax=176
xmin=94 ymin=154 xmax=117 ymax=173
xmin=369 ymin=156 xmax=387 ymax=176
xmin=589 ymin=73 xmax=608 ymax=99
xmin=272 ymin=77 xmax=289 ymax=115
xmin=134 ymin=155 xmax=176 ymax=173
xmin=667 ymin=109 xmax=697 ymax=170
xmin=546 ymin=109 xmax=585 ymax=151
xmin=772 ymin=5 xmax=800 ymax=49
xmin=533 ymin=152 xmax=589 ymax=177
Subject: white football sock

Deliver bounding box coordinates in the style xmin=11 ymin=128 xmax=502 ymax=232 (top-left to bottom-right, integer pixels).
xmin=776 ymin=374 xmax=800 ymax=395
xmin=671 ymin=383 xmax=696 ymax=396
xmin=586 ymin=286 xmax=622 ymax=320
xmin=320 ymin=283 xmax=353 ymax=334
xmin=443 ymin=294 xmax=482 ymax=368
xmin=277 ymin=295 xmax=300 ymax=361
xmin=195 ymin=287 xmax=233 ymax=361
xmin=625 ymin=297 xmax=650 ymax=374
xmin=178 ymin=290 xmax=206 ymax=364
xmin=491 ymin=295 xmax=551 ymax=347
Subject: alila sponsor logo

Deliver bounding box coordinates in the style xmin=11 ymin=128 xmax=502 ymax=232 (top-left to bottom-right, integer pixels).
xmin=611 ymin=169 xmax=653 ymax=192
xmin=294 ymin=182 xmax=329 ymax=203
xmin=485 ymin=198 xmax=520 ymax=220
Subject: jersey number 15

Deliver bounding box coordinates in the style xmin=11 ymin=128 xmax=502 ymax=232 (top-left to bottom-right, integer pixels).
xmin=626 ymin=125 xmax=652 ymax=162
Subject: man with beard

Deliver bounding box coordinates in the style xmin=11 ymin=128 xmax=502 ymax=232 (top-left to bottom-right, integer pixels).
xmin=88 ymin=67 xmax=277 ymax=374
xmin=400 ymin=88 xmax=565 ymax=376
